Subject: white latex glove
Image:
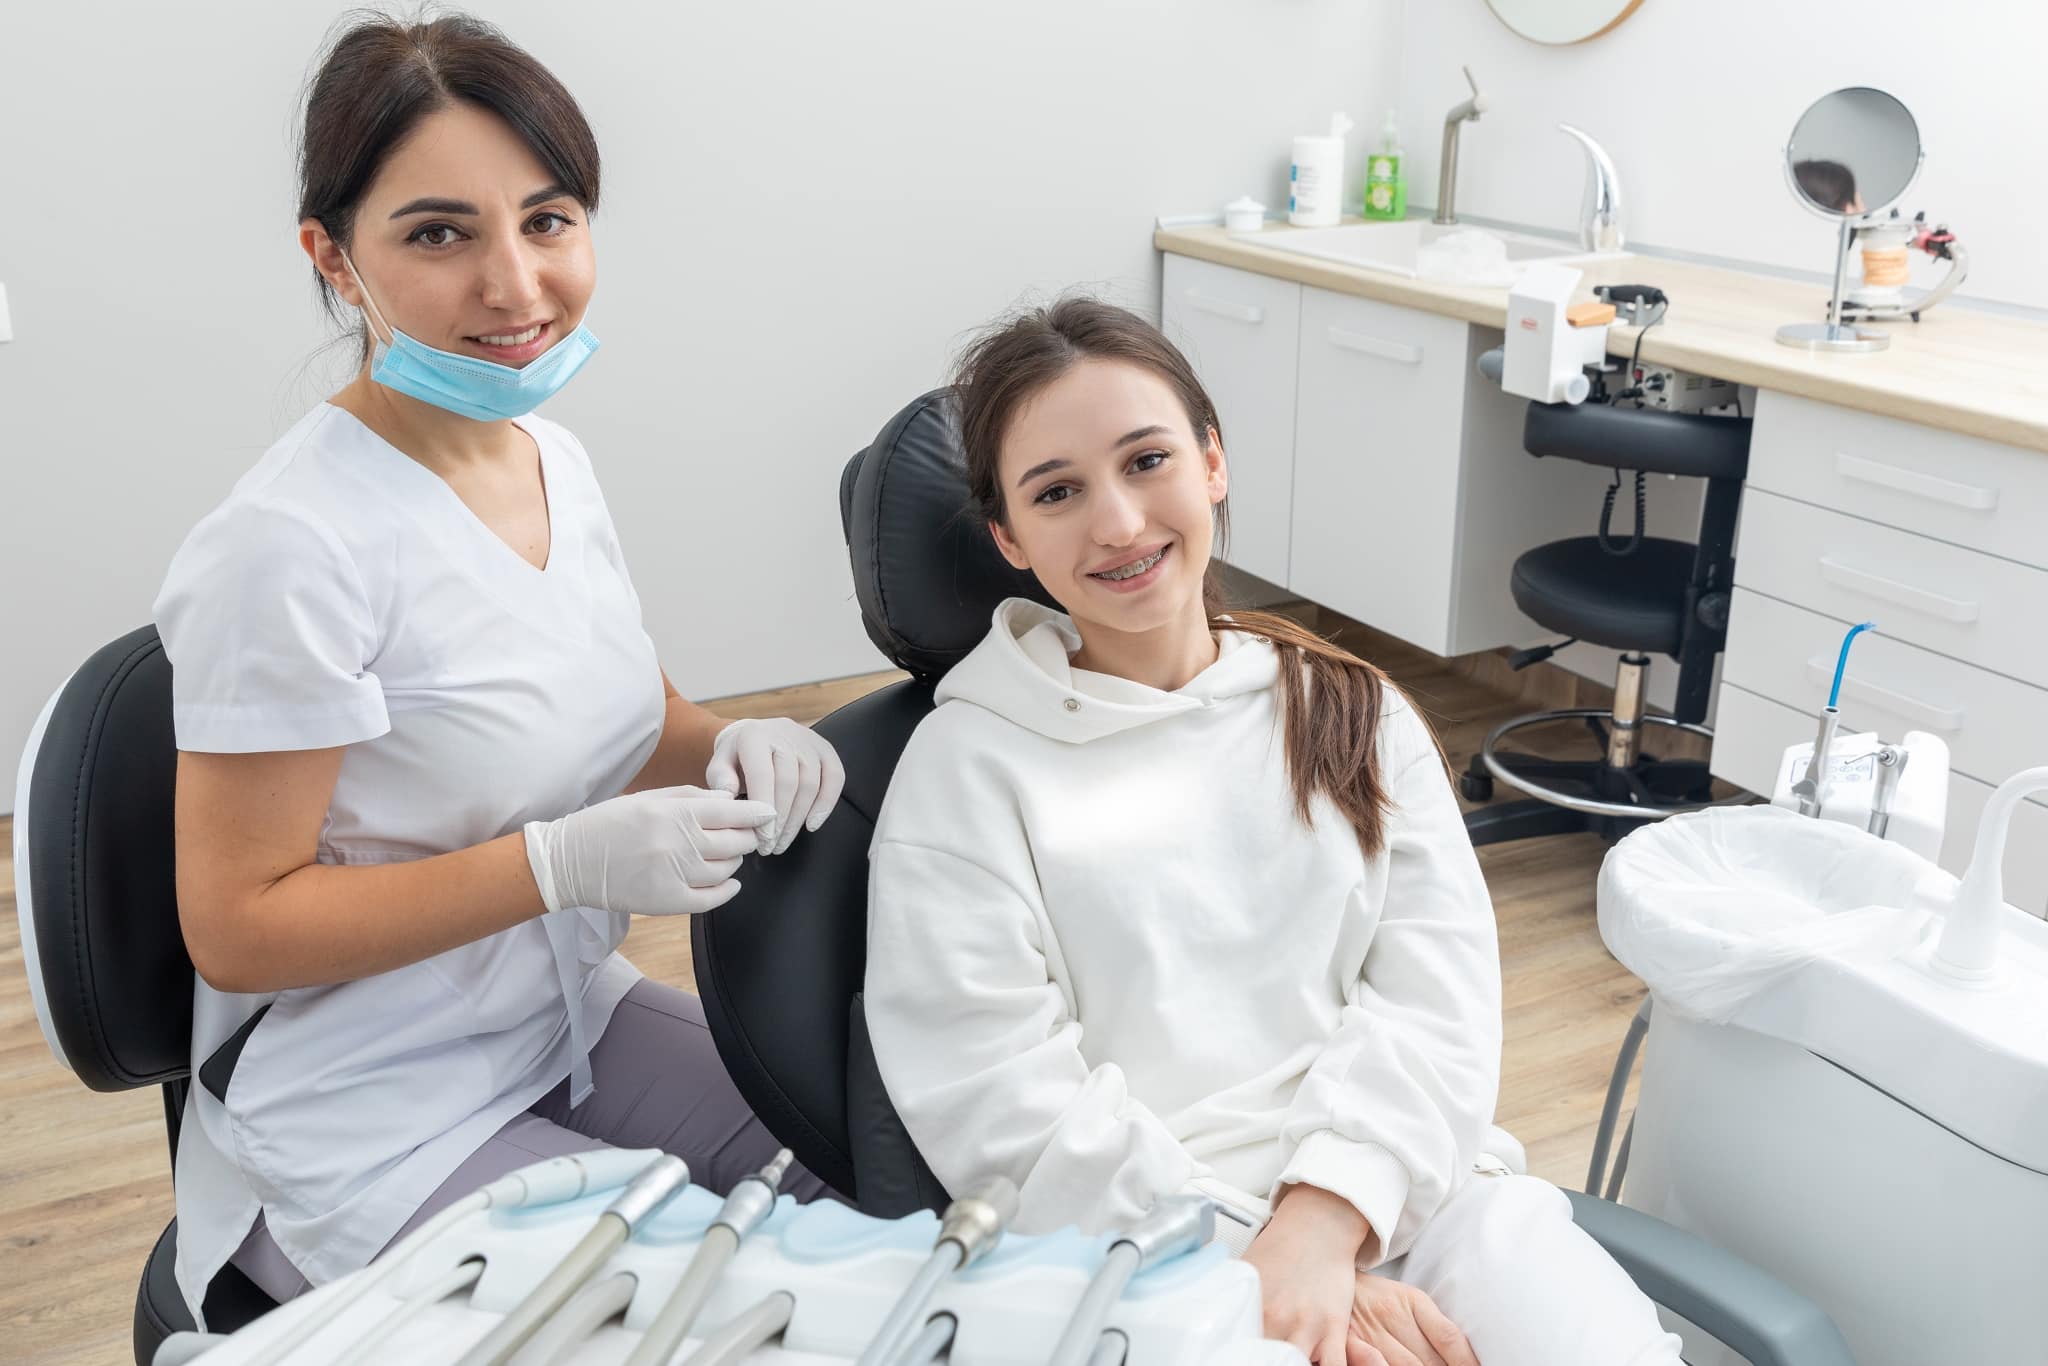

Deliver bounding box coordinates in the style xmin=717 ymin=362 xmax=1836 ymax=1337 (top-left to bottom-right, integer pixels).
xmin=704 ymin=717 xmax=846 ymax=856
xmin=523 ymin=785 xmax=777 ymax=916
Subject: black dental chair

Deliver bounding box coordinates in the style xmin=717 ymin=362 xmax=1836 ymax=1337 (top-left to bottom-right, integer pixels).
xmin=1460 ymin=400 xmax=1753 ymax=848
xmin=693 ymin=388 xmax=1854 ymax=1366
xmin=15 ymin=626 xmax=282 ymax=1363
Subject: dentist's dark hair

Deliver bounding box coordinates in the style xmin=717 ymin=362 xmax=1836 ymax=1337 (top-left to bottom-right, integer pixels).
xmin=296 ymin=9 xmax=601 ymax=350
xmin=953 ymin=296 xmax=1440 ymax=858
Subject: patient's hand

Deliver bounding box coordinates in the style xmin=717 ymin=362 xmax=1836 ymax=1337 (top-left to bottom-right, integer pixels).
xmin=1346 ymin=1272 xmax=1479 ymax=1366
xmin=1244 ymin=1184 xmax=1374 ymax=1363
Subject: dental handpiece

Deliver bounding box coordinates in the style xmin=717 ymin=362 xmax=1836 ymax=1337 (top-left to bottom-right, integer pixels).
xmin=1868 ymin=745 xmax=1908 ymax=839
xmin=244 ymin=1148 xmax=668 ymax=1366
xmin=853 ymin=1176 xmax=1021 ymax=1366
xmin=1046 ymin=1197 xmax=1216 ymax=1366
xmin=623 ymin=1148 xmax=795 ymax=1366
xmin=1794 ymin=706 xmax=1842 ymax=818
xmin=455 ymin=1154 xmax=693 ymax=1366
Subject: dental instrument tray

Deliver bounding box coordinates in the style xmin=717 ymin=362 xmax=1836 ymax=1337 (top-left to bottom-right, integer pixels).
xmin=182 ymin=1184 xmax=1299 ymax=1365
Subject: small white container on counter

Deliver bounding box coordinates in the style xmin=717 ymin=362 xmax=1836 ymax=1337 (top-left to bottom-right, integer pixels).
xmin=1289 ymin=112 xmax=1353 ymax=228
xmin=1223 ymin=197 xmax=1266 ymax=233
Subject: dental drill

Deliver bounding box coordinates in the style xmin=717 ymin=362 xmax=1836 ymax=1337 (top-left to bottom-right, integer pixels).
xmin=1046 ymin=1197 xmax=1216 ymax=1366
xmin=853 ymin=1176 xmax=1020 ymax=1366
xmin=455 ymin=1154 xmax=693 ymax=1366
xmin=622 ymin=1149 xmax=795 ymax=1366
xmin=245 ymin=1148 xmax=670 ymax=1366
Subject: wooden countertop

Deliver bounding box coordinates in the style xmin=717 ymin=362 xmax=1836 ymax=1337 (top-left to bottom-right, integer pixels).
xmin=1155 ymin=220 xmax=2048 ymax=453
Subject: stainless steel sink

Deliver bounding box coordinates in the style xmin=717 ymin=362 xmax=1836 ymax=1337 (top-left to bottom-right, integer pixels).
xmin=1251 ymin=220 xmax=1624 ymax=281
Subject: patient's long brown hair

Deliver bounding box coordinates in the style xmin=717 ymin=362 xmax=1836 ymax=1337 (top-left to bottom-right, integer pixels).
xmin=954 ymin=296 xmax=1423 ymax=857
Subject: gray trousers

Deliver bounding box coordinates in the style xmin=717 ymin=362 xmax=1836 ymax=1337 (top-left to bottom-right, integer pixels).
xmin=228 ymin=977 xmax=834 ymax=1302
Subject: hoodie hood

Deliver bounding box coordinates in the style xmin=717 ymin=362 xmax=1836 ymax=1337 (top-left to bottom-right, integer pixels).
xmin=934 ymin=598 xmax=1282 ymax=743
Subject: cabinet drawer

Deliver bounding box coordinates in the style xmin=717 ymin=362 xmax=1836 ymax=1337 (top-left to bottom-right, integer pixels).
xmin=1288 ymin=286 xmax=1469 ymax=654
xmin=1160 ymin=255 xmax=1301 ymax=588
xmin=1722 ymin=588 xmax=2048 ymax=793
xmin=1711 ymin=683 xmax=2048 ymax=916
xmin=1748 ymin=392 xmax=2048 ymax=571
xmin=1735 ymin=489 xmax=2048 ymax=684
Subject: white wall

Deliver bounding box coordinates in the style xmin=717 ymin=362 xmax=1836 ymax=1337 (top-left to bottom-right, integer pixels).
xmin=0 ymin=0 xmax=1402 ymax=807
xmin=1397 ymin=0 xmax=2048 ymax=312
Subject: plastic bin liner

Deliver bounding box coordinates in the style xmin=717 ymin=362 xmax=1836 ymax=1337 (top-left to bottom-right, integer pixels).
xmin=1596 ymin=804 xmax=1957 ymax=1023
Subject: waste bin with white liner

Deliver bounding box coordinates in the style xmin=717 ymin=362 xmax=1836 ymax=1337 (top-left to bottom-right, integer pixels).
xmin=1595 ymin=797 xmax=2048 ymax=1366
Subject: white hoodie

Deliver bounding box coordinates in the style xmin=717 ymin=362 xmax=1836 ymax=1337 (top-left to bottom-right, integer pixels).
xmin=864 ymin=600 xmax=1503 ymax=1265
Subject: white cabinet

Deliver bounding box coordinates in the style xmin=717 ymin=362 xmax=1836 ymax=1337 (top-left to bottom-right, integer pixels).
xmin=1747 ymin=392 xmax=2048 ymax=572
xmin=1160 ymin=255 xmax=1301 ymax=589
xmin=1736 ymin=489 xmax=2048 ymax=684
xmin=1288 ymin=287 xmax=1471 ymax=651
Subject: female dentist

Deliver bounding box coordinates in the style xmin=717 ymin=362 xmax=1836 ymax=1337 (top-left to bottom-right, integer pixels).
xmin=153 ymin=13 xmax=839 ymax=1323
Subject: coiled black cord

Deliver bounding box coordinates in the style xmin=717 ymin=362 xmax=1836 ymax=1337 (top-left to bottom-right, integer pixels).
xmin=1599 ymin=468 xmax=1646 ymax=556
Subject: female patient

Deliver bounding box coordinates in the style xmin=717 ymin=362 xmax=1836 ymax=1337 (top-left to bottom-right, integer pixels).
xmin=863 ymin=298 xmax=1682 ymax=1366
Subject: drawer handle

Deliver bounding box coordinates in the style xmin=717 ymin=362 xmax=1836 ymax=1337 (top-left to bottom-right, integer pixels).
xmin=1816 ymin=557 xmax=1982 ymax=624
xmin=1326 ymin=326 xmax=1423 ymax=365
xmin=1803 ymin=656 xmax=1967 ymax=732
xmin=1835 ymin=452 xmax=1999 ymax=512
xmin=1185 ymin=291 xmax=1264 ymax=325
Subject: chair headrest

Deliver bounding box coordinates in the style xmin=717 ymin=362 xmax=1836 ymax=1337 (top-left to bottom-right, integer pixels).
xmin=840 ymin=389 xmax=1058 ymax=682
xmin=16 ymin=625 xmax=191 ymax=1091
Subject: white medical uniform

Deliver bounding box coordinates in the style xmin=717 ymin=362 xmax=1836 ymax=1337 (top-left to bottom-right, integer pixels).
xmin=153 ymin=403 xmax=664 ymax=1324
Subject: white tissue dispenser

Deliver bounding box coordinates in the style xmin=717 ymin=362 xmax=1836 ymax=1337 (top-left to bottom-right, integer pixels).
xmin=1502 ymin=263 xmax=1605 ymax=406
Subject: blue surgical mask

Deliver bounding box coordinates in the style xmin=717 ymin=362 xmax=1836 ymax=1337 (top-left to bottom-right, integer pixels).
xmin=340 ymin=251 xmax=600 ymax=423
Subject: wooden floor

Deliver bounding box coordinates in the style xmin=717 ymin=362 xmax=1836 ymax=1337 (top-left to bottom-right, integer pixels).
xmin=0 ymin=624 xmax=1646 ymax=1366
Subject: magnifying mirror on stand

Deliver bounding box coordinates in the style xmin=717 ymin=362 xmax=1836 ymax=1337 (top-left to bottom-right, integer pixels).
xmin=1777 ymin=87 xmax=1923 ymax=354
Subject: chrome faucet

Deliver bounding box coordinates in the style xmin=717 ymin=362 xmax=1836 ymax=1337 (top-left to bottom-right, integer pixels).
xmin=1434 ymin=66 xmax=1487 ymax=226
xmin=1560 ymin=124 xmax=1625 ymax=252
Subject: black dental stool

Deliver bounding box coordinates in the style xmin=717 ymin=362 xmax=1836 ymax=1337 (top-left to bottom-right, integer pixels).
xmin=1461 ymin=400 xmax=1753 ymax=848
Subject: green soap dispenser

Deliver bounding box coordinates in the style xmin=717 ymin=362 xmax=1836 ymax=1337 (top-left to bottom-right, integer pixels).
xmin=1363 ymin=109 xmax=1406 ymax=220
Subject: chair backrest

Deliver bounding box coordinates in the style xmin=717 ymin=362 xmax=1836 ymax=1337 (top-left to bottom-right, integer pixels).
xmin=15 ymin=625 xmax=192 ymax=1092
xmin=692 ymin=389 xmax=1054 ymax=1210
xmin=1523 ymin=400 xmax=1751 ymax=484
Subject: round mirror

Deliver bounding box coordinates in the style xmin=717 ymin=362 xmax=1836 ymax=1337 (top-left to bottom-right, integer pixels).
xmin=1484 ymin=0 xmax=1645 ymax=45
xmin=1785 ymin=86 xmax=1922 ymax=218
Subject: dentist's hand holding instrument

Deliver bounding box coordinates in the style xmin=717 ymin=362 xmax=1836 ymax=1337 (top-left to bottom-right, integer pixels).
xmin=525 ymin=785 xmax=778 ymax=916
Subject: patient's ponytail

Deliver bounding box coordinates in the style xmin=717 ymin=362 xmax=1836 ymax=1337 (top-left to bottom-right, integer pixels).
xmin=955 ymin=296 xmax=1439 ymax=858
xmin=1212 ymin=604 xmax=1405 ymax=857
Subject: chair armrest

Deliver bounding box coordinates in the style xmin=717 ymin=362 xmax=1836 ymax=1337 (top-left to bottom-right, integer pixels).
xmin=1564 ymin=1190 xmax=1858 ymax=1366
